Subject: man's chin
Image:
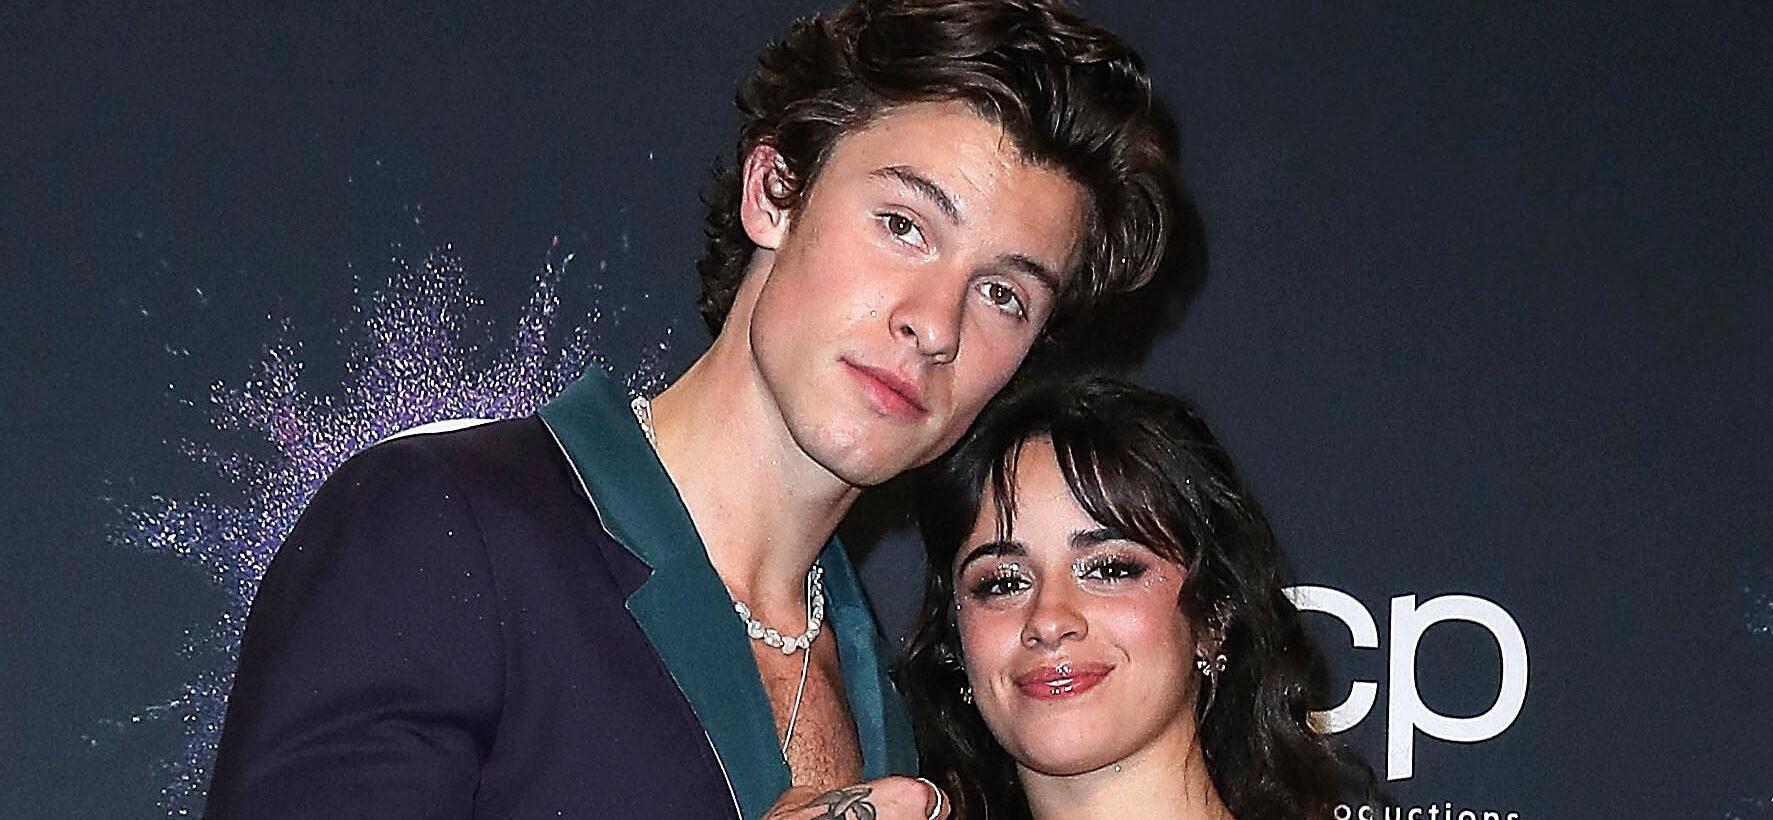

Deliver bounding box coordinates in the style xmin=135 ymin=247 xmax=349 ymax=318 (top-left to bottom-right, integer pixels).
xmin=819 ymin=453 xmax=919 ymax=489
xmin=804 ymin=437 xmax=932 ymax=488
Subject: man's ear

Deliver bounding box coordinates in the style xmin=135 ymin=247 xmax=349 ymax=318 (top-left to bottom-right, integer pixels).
xmin=739 ymin=142 xmax=794 ymax=250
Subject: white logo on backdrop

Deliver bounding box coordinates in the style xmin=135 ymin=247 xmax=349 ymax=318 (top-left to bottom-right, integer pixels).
xmin=1286 ymin=586 xmax=1529 ymax=781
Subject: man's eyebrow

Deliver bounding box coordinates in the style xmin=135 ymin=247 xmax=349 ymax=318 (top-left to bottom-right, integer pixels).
xmin=996 ymin=252 xmax=1065 ymax=296
xmin=955 ymin=539 xmax=1026 ymax=573
xmin=871 ymin=165 xmax=961 ymax=225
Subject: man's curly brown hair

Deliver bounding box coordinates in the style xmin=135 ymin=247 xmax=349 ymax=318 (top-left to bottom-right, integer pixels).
xmin=695 ymin=0 xmax=1180 ymax=335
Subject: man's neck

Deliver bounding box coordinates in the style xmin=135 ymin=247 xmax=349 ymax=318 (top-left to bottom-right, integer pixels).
xmin=646 ymin=329 xmax=861 ymax=617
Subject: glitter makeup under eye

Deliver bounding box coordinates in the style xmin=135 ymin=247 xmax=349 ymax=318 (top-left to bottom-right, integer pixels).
xmin=966 ymin=561 xmax=1031 ymax=600
xmin=1073 ymin=554 xmax=1149 ymax=584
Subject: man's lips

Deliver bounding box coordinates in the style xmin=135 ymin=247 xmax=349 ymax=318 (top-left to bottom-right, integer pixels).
xmin=844 ymin=359 xmax=927 ymax=419
xmin=1012 ymin=662 xmax=1112 ymax=700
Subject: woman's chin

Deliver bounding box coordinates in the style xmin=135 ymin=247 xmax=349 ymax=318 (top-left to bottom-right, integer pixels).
xmin=1005 ymin=733 xmax=1128 ymax=779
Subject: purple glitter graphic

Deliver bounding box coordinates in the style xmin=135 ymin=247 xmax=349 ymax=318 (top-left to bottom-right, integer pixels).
xmin=115 ymin=244 xmax=671 ymax=815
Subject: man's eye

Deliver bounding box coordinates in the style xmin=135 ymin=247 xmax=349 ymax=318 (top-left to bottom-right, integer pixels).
xmin=977 ymin=281 xmax=1027 ymax=318
xmin=880 ymin=213 xmax=923 ymax=245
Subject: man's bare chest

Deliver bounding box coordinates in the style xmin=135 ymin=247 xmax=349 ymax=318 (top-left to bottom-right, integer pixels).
xmin=752 ymin=639 xmax=864 ymax=790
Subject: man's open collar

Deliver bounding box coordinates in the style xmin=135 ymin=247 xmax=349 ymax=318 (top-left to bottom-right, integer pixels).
xmin=538 ymin=370 xmax=914 ymax=819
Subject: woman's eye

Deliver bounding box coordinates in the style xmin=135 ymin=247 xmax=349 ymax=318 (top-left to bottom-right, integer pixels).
xmin=1076 ymin=557 xmax=1147 ymax=582
xmin=975 ymin=577 xmax=1024 ymax=596
xmin=977 ymin=281 xmax=1027 ymax=318
xmin=965 ymin=565 xmax=1031 ymax=598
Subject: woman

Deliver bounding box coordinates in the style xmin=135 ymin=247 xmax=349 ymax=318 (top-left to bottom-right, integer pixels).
xmin=901 ymin=375 xmax=1359 ymax=820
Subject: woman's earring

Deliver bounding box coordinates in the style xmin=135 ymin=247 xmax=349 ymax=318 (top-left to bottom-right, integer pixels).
xmin=935 ymin=642 xmax=958 ymax=665
xmin=937 ymin=642 xmax=974 ymax=705
xmin=1195 ymin=650 xmax=1228 ymax=717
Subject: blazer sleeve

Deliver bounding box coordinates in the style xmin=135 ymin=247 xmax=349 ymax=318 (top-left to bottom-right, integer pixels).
xmin=205 ymin=437 xmax=504 ymax=819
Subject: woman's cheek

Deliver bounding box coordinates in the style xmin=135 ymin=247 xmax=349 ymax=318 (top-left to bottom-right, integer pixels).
xmin=957 ymin=607 xmax=1016 ymax=675
xmin=1106 ymin=587 xmax=1195 ymax=650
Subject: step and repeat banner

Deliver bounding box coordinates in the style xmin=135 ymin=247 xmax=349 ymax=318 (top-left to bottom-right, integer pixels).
xmin=5 ymin=1 xmax=1768 ymax=817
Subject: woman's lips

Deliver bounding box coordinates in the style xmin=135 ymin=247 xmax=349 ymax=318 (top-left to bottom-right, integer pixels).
xmin=1012 ymin=662 xmax=1112 ymax=701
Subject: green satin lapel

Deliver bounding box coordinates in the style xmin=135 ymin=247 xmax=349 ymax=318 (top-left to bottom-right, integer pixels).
xmin=538 ymin=372 xmax=915 ymax=818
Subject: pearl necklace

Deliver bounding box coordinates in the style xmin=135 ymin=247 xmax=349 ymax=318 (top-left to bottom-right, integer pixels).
xmin=735 ymin=565 xmax=826 ymax=654
xmin=628 ymin=395 xmax=825 ymax=654
xmin=629 ymin=393 xmax=823 ymax=757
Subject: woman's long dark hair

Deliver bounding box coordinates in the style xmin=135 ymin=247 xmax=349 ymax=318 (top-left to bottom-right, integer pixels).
xmin=900 ymin=375 xmax=1359 ymax=820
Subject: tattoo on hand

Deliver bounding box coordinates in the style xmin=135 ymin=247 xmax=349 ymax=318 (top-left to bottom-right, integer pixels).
xmin=802 ymin=785 xmax=877 ymax=820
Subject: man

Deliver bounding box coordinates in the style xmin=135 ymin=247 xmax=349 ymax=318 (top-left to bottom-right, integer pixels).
xmin=205 ymin=1 xmax=1181 ymax=818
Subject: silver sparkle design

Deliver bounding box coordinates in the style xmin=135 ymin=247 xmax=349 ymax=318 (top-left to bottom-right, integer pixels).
xmin=1727 ymin=797 xmax=1772 ymax=820
xmin=1734 ymin=563 xmax=1771 ymax=817
xmin=1748 ymin=563 xmax=1772 ymax=639
xmin=1730 ymin=562 xmax=1771 ymax=814
xmin=112 ymin=245 xmax=672 ymax=816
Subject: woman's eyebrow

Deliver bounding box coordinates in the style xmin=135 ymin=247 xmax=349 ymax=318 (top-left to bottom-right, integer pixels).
xmin=955 ymin=539 xmax=1026 ymax=573
xmin=1070 ymin=527 xmax=1129 ymax=549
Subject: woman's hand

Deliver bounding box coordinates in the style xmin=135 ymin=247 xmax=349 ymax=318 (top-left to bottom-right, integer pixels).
xmin=763 ymin=776 xmax=949 ymax=820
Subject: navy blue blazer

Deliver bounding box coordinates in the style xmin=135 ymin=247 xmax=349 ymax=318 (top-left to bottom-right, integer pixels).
xmin=205 ymin=372 xmax=917 ymax=819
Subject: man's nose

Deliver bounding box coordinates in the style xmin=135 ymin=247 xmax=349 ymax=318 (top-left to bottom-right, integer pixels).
xmin=887 ymin=270 xmax=966 ymax=363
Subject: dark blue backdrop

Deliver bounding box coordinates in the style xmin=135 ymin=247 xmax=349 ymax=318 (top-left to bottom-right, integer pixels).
xmin=4 ymin=2 xmax=1769 ymax=817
